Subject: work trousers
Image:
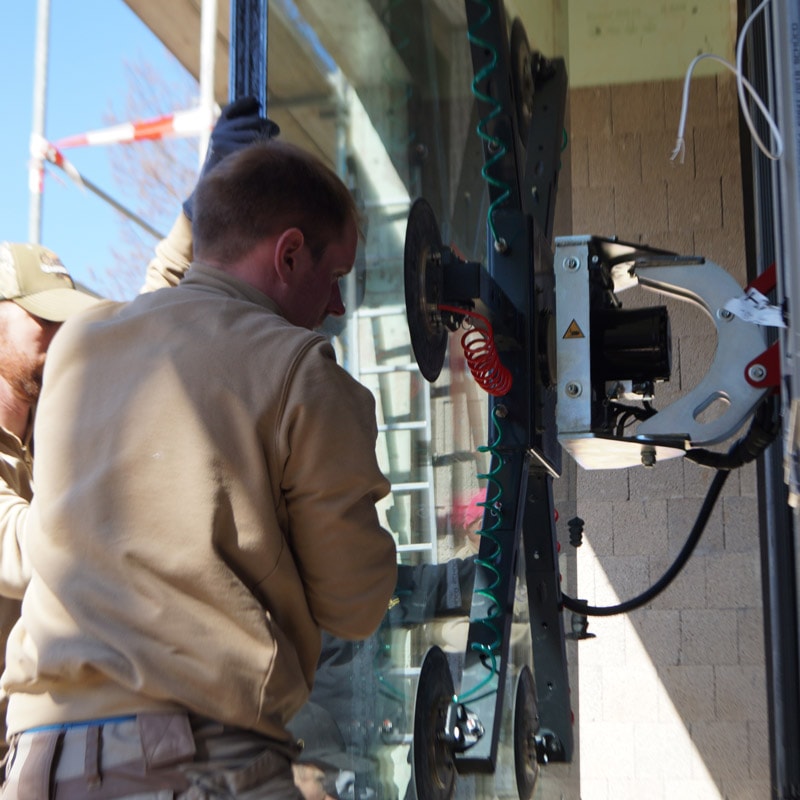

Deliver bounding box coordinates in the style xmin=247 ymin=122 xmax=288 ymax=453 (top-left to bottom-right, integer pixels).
xmin=1 ymin=712 xmax=304 ymax=799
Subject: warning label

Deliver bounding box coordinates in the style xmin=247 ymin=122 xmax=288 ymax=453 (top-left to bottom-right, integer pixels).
xmin=563 ymin=320 xmax=585 ymax=339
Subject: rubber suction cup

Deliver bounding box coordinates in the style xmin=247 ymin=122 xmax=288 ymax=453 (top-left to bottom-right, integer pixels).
xmin=412 ymin=646 xmax=456 ymax=800
xmin=510 ymin=18 xmax=534 ymax=144
xmin=513 ymin=666 xmax=540 ymax=800
xmin=404 ymin=198 xmax=447 ymax=382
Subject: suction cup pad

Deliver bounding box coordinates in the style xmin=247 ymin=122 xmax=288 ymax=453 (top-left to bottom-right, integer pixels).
xmin=404 ymin=198 xmax=447 ymax=382
xmin=510 ymin=18 xmax=534 ymax=145
xmin=412 ymin=646 xmax=456 ymax=800
xmin=513 ymin=666 xmax=540 ymax=800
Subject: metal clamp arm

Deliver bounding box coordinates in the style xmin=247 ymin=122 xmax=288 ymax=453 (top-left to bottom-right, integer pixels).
xmin=633 ymin=260 xmax=768 ymax=447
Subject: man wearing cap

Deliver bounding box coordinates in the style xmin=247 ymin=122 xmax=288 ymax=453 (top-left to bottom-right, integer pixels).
xmin=0 ymin=241 xmax=101 ymax=592
xmin=0 ymin=242 xmax=101 ymax=750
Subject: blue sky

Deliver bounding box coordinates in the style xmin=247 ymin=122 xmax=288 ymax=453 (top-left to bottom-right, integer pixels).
xmin=0 ymin=1 xmax=197 ymax=297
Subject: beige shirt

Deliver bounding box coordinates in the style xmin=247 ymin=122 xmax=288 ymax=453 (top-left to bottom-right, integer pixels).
xmin=3 ymin=264 xmax=397 ymax=742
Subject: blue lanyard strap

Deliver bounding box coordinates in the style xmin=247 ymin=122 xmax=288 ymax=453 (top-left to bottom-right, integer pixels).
xmin=24 ymin=714 xmax=137 ymax=734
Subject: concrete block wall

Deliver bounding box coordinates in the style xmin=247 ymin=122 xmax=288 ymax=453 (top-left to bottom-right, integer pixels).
xmin=565 ymin=73 xmax=769 ymax=800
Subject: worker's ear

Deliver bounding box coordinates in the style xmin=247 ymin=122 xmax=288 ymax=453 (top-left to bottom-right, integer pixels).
xmin=274 ymin=228 xmax=306 ymax=284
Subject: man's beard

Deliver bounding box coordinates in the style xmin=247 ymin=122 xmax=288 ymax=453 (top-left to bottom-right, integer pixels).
xmin=0 ymin=357 xmax=43 ymax=405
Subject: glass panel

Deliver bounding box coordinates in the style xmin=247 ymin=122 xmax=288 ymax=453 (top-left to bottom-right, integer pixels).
xmin=285 ymin=2 xmax=571 ymax=798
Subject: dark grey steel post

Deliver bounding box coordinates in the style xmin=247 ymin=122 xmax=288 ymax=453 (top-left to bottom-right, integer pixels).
xmin=744 ymin=0 xmax=800 ymax=796
xmin=229 ymin=0 xmax=268 ymax=111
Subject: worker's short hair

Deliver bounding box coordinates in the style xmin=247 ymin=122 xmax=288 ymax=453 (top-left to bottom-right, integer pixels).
xmin=192 ymin=139 xmax=361 ymax=265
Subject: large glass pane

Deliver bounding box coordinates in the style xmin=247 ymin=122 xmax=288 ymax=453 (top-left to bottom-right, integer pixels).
xmin=281 ymin=2 xmax=575 ymax=798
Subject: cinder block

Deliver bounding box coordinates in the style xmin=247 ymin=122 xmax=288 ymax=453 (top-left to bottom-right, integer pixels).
xmin=678 ymin=329 xmax=721 ymax=392
xmin=575 ymin=544 xmax=600 ymax=610
xmin=571 ymin=185 xmax=615 ymax=233
xmin=588 ymin=133 xmax=642 ymax=187
xmin=633 ymin=721 xmax=697 ymax=782
xmin=579 ymin=722 xmax=636 ymax=780
xmin=578 ymin=657 xmax=605 ymax=720
xmin=689 ymin=720 xmax=752 ymax=782
xmin=717 ymin=72 xmax=740 ymax=127
xmin=601 ymin=662 xmax=660 ymax=722
xmin=667 ymin=178 xmax=723 ymax=232
xmin=722 ymin=496 xmax=761 ymax=552
xmin=693 ymin=124 xmax=742 ymax=183
xmin=721 ymin=778 xmax=772 ymax=800
xmin=667 ymin=494 xmax=724 ymax=557
xmin=570 ymin=85 xmax=613 ymax=137
xmin=739 ymin=462 xmax=758 ymax=498
xmin=629 ymin=458 xmax=684 ymax=501
xmin=576 ymin=608 xmax=628 ymax=668
xmin=680 ymin=608 xmax=739 ymax=666
xmin=606 ymin=779 xmax=666 ymax=800
xmin=714 ymin=664 xmax=768 ymax=723
xmin=569 ymin=133 xmax=590 ymax=188
xmin=747 ymin=719 xmax=772 ymax=781
xmin=683 ymin=458 xmax=742 ymax=501
xmin=665 ymin=75 xmax=719 ymax=133
xmin=535 ymin=767 xmax=583 ymax=800
xmin=614 ymin=179 xmax=669 ymax=241
xmin=641 ymin=130 xmax=695 ymax=184
xmin=644 ymin=229 xmax=695 ymax=255
xmin=577 ymin=465 xmax=630 ymax=502
xmin=573 ymin=777 xmax=609 ymax=800
xmin=629 ymin=607 xmax=681 ymax=665
xmin=721 ymin=173 xmax=746 ymax=234
xmin=656 ymin=296 xmax=717 ymax=346
xmin=553 ymin=455 xmax=578 ymax=504
xmin=657 ymin=664 xmax=716 ymax=723
xmin=596 ymin=553 xmax=651 ymax=605
xmin=706 ymin=551 xmax=762 ymax=609
xmin=647 ymin=551 xmax=707 ymax=611
xmin=576 ymin=499 xmax=614 ymax=556
xmin=694 ymin=225 xmax=747 ymax=284
xmin=612 ymin=499 xmax=669 ymax=558
xmin=611 ymin=82 xmax=666 ymax=134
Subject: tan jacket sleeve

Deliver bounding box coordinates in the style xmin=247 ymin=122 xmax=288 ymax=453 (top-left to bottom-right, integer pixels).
xmin=0 ymin=467 xmax=31 ymax=599
xmin=278 ymin=340 xmax=397 ymax=641
xmin=139 ymin=212 xmax=193 ymax=293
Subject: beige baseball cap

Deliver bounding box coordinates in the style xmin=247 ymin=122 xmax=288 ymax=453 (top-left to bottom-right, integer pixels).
xmin=0 ymin=242 xmax=102 ymax=322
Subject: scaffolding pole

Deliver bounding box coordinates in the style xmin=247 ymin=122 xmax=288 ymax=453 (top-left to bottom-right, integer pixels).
xmin=198 ymin=0 xmax=218 ymax=165
xmin=28 ymin=0 xmax=51 ymax=243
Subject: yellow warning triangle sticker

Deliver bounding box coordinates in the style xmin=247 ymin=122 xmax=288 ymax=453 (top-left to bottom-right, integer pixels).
xmin=563 ymin=319 xmax=585 ymax=339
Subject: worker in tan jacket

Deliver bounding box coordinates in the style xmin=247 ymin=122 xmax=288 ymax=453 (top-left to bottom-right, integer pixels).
xmin=1 ymin=136 xmax=397 ymax=800
xmin=0 ymin=243 xmax=102 ymax=758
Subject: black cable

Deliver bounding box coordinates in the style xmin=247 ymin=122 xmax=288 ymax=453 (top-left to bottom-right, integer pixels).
xmin=562 ymin=394 xmax=779 ymax=617
xmin=562 ymin=467 xmax=729 ymax=616
xmin=685 ymin=393 xmax=780 ymax=469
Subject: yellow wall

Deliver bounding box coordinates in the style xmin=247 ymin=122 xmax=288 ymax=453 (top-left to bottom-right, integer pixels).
xmin=512 ymin=0 xmax=736 ymax=87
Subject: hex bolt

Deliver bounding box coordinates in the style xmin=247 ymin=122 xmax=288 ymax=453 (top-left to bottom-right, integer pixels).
xmin=748 ymin=364 xmax=767 ymax=382
xmin=494 ymin=237 xmax=509 ymax=254
xmin=563 ymin=256 xmax=580 ymax=271
xmin=494 ymin=404 xmax=509 ymax=418
xmin=641 ymin=447 xmax=656 ymax=468
xmin=565 ymin=382 xmax=582 ymax=398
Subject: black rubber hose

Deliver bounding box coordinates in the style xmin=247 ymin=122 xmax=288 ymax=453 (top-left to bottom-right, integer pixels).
xmin=561 ymin=394 xmax=779 ymax=617
xmin=561 ymin=467 xmax=729 ymax=617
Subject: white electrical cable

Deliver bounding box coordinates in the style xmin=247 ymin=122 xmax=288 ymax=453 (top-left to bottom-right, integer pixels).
xmin=671 ymin=0 xmax=783 ymax=164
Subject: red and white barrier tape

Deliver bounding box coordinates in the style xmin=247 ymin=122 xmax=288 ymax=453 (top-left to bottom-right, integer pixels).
xmin=53 ymin=107 xmax=214 ymax=150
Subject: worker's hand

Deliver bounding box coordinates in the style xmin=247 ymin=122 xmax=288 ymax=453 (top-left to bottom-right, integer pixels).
xmin=183 ymin=96 xmax=280 ymax=220
xmin=292 ymin=763 xmax=336 ymax=800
